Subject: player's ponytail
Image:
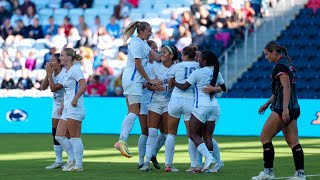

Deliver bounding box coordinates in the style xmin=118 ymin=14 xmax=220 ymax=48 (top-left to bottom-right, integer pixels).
xmin=182 ymin=45 xmax=198 ymax=60
xmin=122 ymin=21 xmax=151 ymax=42
xmin=201 ymin=50 xmax=219 ymax=99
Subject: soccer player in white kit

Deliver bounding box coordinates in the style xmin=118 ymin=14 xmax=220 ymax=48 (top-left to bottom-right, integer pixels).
xmin=114 ymin=21 xmax=161 ymax=158
xmin=174 ymin=50 xmax=220 ymax=172
xmin=139 ymin=45 xmax=179 ymax=171
xmin=55 ymin=48 xmax=87 ymax=172
xmin=164 ymin=46 xmax=199 ymax=172
xmin=138 ymin=40 xmax=159 ymax=169
xmin=41 ymin=53 xmax=67 ymax=169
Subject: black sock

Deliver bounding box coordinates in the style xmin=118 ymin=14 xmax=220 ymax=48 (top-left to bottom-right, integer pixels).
xmin=292 ymin=144 xmax=304 ymax=171
xmin=263 ymin=142 xmax=274 ymax=169
xmin=52 ymin=128 xmax=60 ymax=145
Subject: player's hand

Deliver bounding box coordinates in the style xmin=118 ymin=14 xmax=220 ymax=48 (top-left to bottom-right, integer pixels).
xmin=282 ymin=108 xmax=290 ymax=124
xmin=71 ymin=98 xmax=77 ymax=107
xmin=148 ymin=78 xmax=161 ymax=86
xmin=202 ymin=85 xmax=214 ymax=93
xmin=45 ymin=63 xmax=52 ymax=73
xmin=258 ymin=104 xmax=268 ymax=115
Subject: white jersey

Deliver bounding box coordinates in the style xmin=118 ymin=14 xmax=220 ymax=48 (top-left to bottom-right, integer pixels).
xmin=63 ymin=64 xmax=85 ymax=110
xmin=52 ymin=68 xmax=66 ymax=110
xmin=169 ymin=61 xmax=199 ymax=98
xmin=211 ymin=72 xmax=225 ymax=107
xmin=122 ymin=36 xmax=151 ymax=83
xmin=187 ymin=66 xmax=214 ymax=107
xmin=149 ymin=62 xmax=173 ymax=103
xmin=141 ymin=62 xmax=153 ymax=103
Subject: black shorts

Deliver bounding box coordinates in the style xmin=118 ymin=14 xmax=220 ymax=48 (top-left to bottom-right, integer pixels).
xmin=273 ymin=108 xmax=300 ymax=125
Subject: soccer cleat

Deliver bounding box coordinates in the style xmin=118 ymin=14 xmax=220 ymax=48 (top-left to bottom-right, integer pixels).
xmin=114 ymin=140 xmax=132 ymax=158
xmin=191 ymin=167 xmax=202 ymax=173
xmin=201 ymin=158 xmax=217 ymax=172
xmin=45 ymin=162 xmax=63 ymax=169
xmin=252 ymin=171 xmax=275 ymax=180
xmin=164 ymin=165 xmax=179 ymax=172
xmin=150 ymin=156 xmax=160 ymax=169
xmin=61 ymin=161 xmax=75 ymax=171
xmin=139 ymin=162 xmax=152 ymax=171
xmin=63 ymin=166 xmax=83 ymax=172
xmin=138 ymin=164 xmax=143 ymax=170
xmin=185 ymin=167 xmax=196 ymax=172
xmin=209 ymin=161 xmax=224 ymax=173
xmin=288 ymin=171 xmax=306 ymax=180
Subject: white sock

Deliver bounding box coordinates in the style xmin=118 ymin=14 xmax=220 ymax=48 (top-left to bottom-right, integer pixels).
xmin=138 ymin=134 xmax=148 ymax=166
xmin=197 ymin=143 xmax=213 ymax=162
xmin=54 ymin=145 xmax=63 ymax=163
xmin=196 ymin=149 xmax=203 ymax=167
xmin=188 ymin=138 xmax=197 ymax=167
xmin=120 ymin=113 xmax=137 ymax=142
xmin=165 ymin=134 xmax=175 ymax=165
xmin=145 ymin=128 xmax=158 ymax=163
xmin=69 ymin=138 xmax=84 ymax=168
xmin=68 ymin=139 xmax=74 ymax=162
xmin=212 ymin=138 xmax=221 ymax=163
xmin=55 ymin=136 xmax=75 ymax=162
xmin=152 ymin=133 xmax=166 ymax=157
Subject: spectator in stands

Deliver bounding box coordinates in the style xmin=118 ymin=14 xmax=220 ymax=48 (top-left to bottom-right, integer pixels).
xmin=22 ymin=5 xmax=37 ymax=27
xmin=12 ymin=50 xmax=24 ymax=71
xmin=0 ymin=50 xmax=12 ymax=69
xmin=12 ymin=19 xmax=28 ymax=38
xmin=155 ymin=22 xmax=169 ymax=41
xmin=33 ymin=72 xmax=43 ymax=90
xmin=75 ymin=28 xmax=92 ymax=48
xmin=192 ymin=27 xmax=206 ymax=50
xmin=75 ymin=15 xmax=88 ymax=36
xmin=167 ymin=11 xmax=180 ymax=30
xmin=176 ymin=25 xmax=192 ymax=51
xmin=25 ymin=51 xmax=37 ymax=71
xmin=225 ymin=0 xmax=235 ymax=18
xmin=27 ymin=17 xmax=44 ymax=39
xmin=190 ymin=0 xmax=202 ymax=19
xmin=0 ymin=2 xmax=11 ymax=23
xmin=91 ymin=15 xmax=101 ymax=35
xmin=0 ymin=18 xmax=13 ymax=40
xmin=1 ymin=72 xmax=15 ymax=89
xmin=93 ymin=26 xmax=113 ymax=50
xmin=92 ymin=48 xmax=103 ymax=69
xmin=243 ymin=0 xmax=256 ymax=24
xmin=42 ymin=46 xmax=57 ymax=69
xmin=106 ymin=15 xmax=120 ymax=38
xmin=78 ymin=0 xmax=93 ymax=8
xmin=87 ymin=75 xmax=107 ymax=96
xmin=9 ymin=0 xmax=20 ymax=12
xmin=113 ymin=71 xmax=123 ymax=96
xmin=208 ymin=0 xmax=221 ymax=18
xmin=10 ymin=8 xmax=24 ymax=28
xmin=95 ymin=58 xmax=114 ymax=76
xmin=50 ymin=26 xmax=67 ymax=49
xmin=17 ymin=70 xmax=33 ymax=90
xmin=67 ymin=27 xmax=81 ymax=48
xmin=60 ymin=0 xmax=77 ymax=9
xmin=181 ymin=11 xmax=196 ymax=32
xmin=113 ymin=0 xmax=130 ymax=20
xmin=21 ymin=0 xmax=36 ymax=15
xmin=62 ymin=16 xmax=73 ymax=36
xmin=198 ymin=5 xmax=213 ymax=29
xmin=43 ymin=16 xmax=59 ymax=38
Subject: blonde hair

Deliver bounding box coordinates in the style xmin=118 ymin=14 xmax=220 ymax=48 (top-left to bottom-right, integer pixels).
xmin=62 ymin=48 xmax=83 ymax=61
xmin=122 ymin=21 xmax=151 ymax=42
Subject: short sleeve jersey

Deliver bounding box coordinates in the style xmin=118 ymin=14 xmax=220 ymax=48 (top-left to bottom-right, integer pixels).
xmin=169 ymin=61 xmax=199 ymax=98
xmin=122 ymin=37 xmax=151 ymax=83
xmin=270 ymin=58 xmax=299 ymax=110
xmin=52 ymin=68 xmax=66 ymax=109
xmin=187 ymin=66 xmax=214 ymax=107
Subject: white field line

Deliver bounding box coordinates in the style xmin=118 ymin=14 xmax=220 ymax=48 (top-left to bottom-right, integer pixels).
xmin=274 ymin=174 xmax=320 ymax=179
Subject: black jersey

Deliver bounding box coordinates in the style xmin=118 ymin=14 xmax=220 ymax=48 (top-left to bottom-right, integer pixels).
xmin=270 ymin=58 xmax=300 ymax=111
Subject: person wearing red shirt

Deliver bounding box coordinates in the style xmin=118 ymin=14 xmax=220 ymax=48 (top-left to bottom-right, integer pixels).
xmin=87 ymin=75 xmax=107 ymax=96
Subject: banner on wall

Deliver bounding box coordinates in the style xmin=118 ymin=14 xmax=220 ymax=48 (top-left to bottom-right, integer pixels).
xmin=0 ymin=98 xmax=319 ymax=137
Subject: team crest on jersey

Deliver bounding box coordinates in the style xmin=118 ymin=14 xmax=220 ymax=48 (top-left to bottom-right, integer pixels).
xmin=6 ymin=109 xmax=28 ymax=122
xmin=311 ymin=112 xmax=320 ymax=125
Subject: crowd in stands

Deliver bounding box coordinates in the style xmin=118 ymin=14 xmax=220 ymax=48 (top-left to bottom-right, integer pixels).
xmin=0 ymin=0 xmax=271 ymax=97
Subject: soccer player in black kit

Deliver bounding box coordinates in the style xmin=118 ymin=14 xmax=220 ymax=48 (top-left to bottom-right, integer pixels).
xmin=252 ymin=41 xmax=305 ymax=180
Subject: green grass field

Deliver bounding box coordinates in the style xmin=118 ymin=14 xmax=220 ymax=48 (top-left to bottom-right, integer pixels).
xmin=0 ymin=134 xmax=319 ymax=180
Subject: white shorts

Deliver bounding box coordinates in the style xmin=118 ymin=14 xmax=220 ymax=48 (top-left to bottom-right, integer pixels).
xmin=65 ymin=106 xmax=85 ymax=121
xmin=122 ymin=79 xmax=143 ymax=96
xmin=208 ymin=106 xmax=220 ymax=124
xmin=168 ymin=96 xmax=194 ymax=121
xmin=140 ymin=101 xmax=148 ymax=115
xmin=148 ymin=100 xmax=169 ymax=115
xmin=127 ymin=95 xmax=141 ymax=105
xmin=52 ymin=109 xmax=60 ymax=119
xmin=192 ymin=105 xmax=214 ymax=124
xmin=140 ymin=90 xmax=152 ymax=115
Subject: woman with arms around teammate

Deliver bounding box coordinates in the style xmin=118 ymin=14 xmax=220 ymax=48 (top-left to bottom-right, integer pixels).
xmin=164 ymin=45 xmax=199 ymax=172
xmin=252 ymin=41 xmax=305 ymax=180
xmin=139 ymin=45 xmax=179 ymax=171
xmin=114 ymin=21 xmax=161 ymax=158
xmin=174 ymin=50 xmax=219 ymax=172
xmin=55 ymin=48 xmax=87 ymax=172
xmin=41 ymin=53 xmax=67 ymax=169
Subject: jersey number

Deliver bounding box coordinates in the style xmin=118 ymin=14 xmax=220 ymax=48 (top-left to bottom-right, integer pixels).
xmin=184 ymin=67 xmax=196 ymax=79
